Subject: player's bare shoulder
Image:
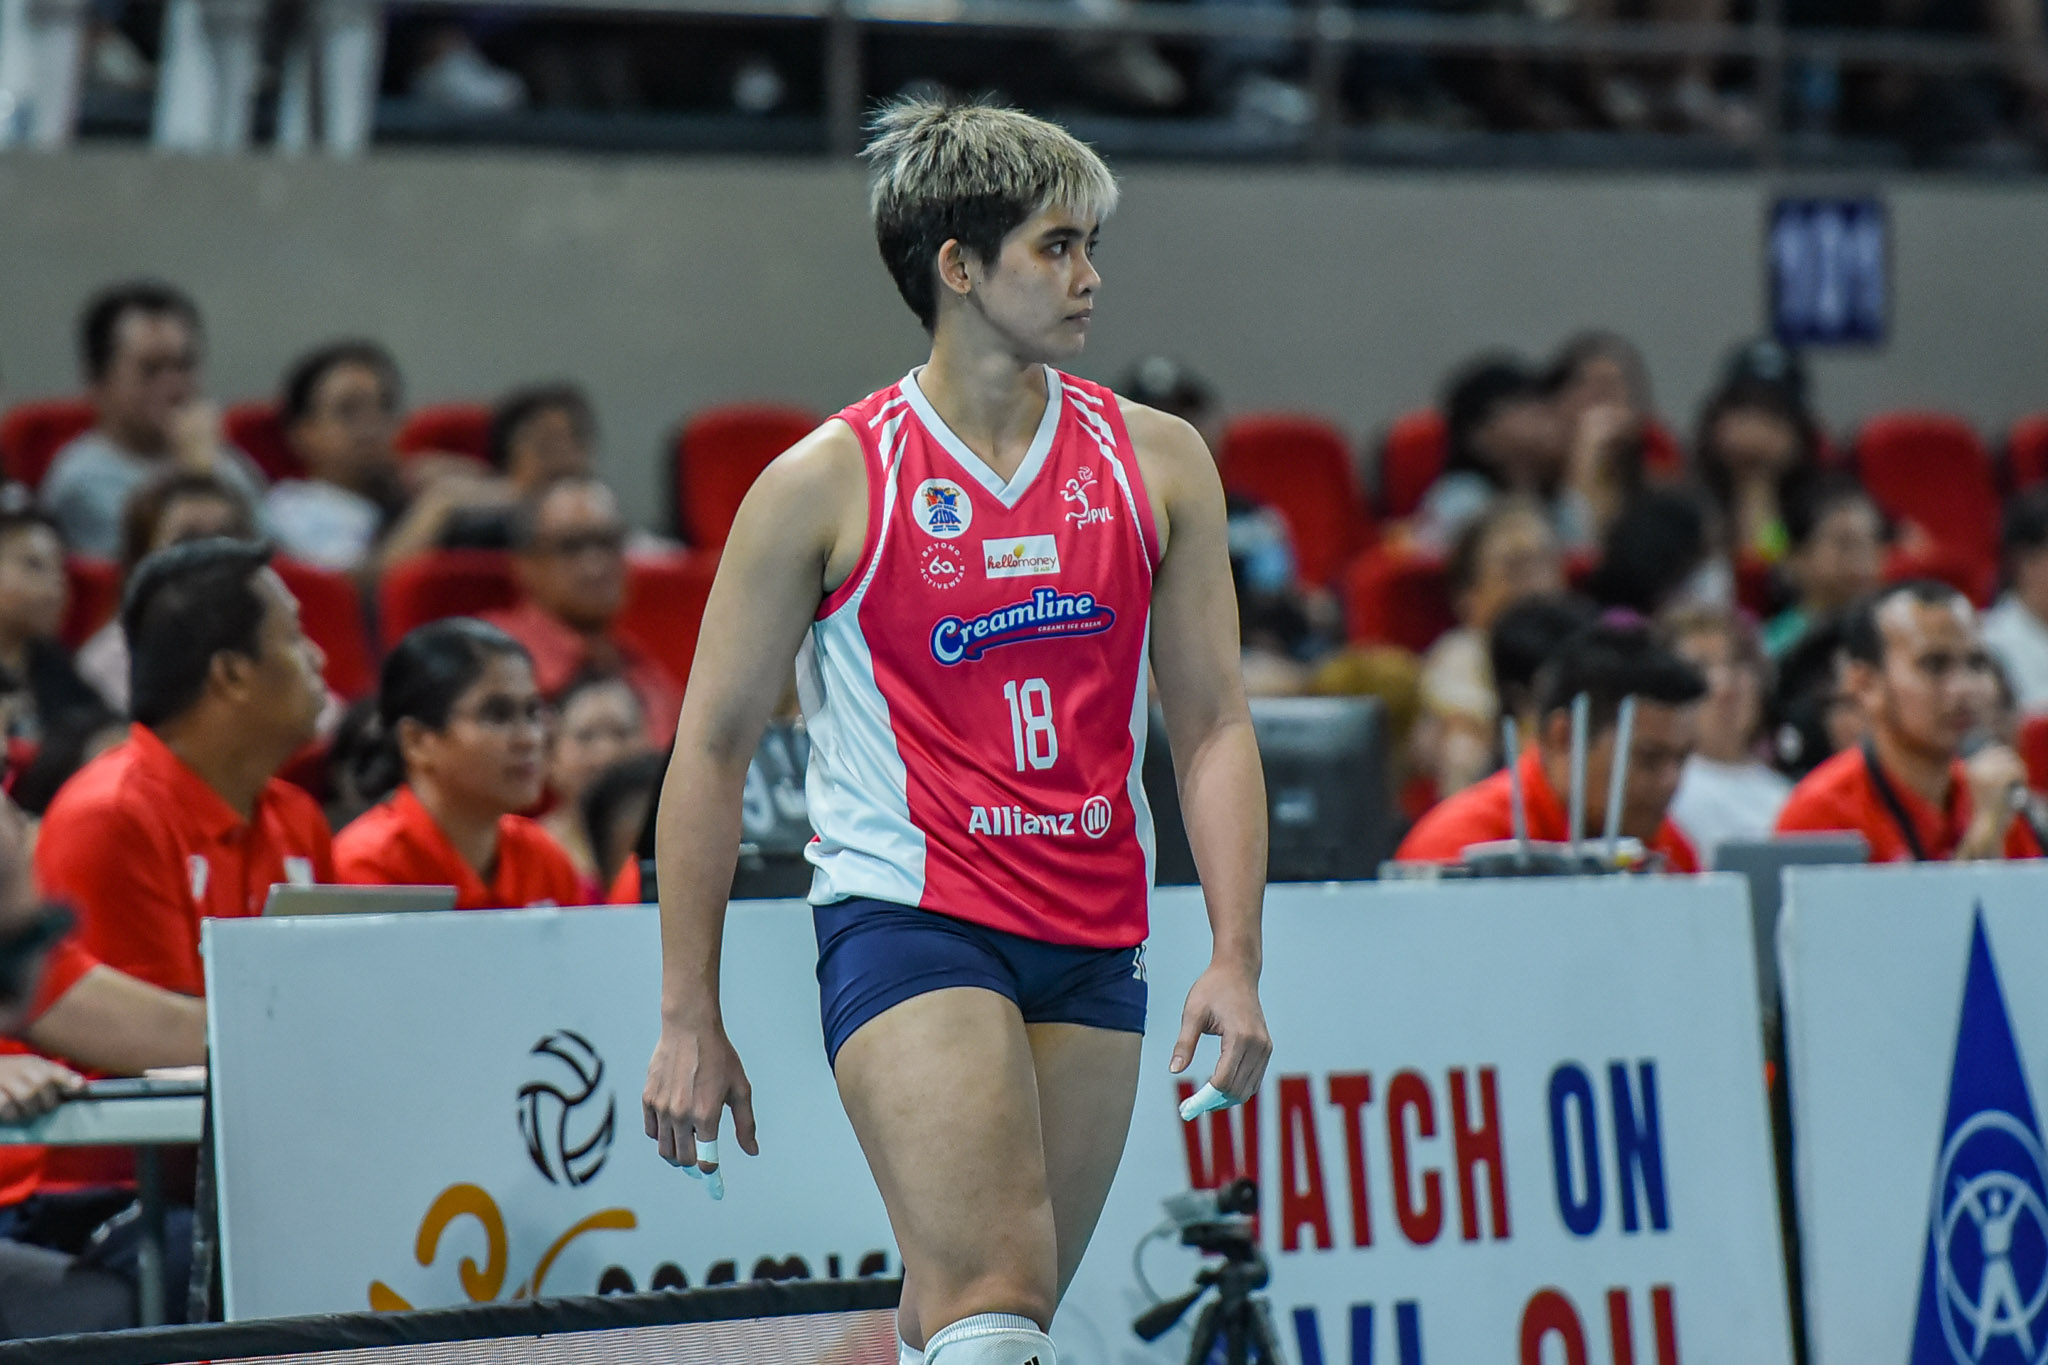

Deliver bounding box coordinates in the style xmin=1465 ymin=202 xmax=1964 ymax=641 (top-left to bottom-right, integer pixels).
xmin=1115 ymin=395 xmax=1224 ymax=560
xmin=740 ymin=417 xmax=871 ymax=593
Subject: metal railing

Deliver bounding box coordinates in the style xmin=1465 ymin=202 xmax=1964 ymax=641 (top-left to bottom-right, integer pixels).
xmin=1 ymin=0 xmax=2037 ymax=162
xmin=391 ymin=0 xmax=2038 ymax=165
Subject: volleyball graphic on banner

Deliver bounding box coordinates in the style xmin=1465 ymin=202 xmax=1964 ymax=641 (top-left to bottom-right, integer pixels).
xmin=517 ymin=1029 xmax=616 ymax=1188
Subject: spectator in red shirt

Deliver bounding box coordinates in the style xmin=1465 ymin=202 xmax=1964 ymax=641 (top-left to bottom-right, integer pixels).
xmin=0 ymin=793 xmax=211 ymax=1338
xmin=335 ymin=619 xmax=581 ymax=909
xmin=481 ymin=475 xmax=681 ymax=745
xmin=23 ymin=538 xmax=330 ymax=1205
xmin=1777 ymin=581 xmax=2042 ymax=862
xmin=1396 ymin=618 xmax=1708 ymax=871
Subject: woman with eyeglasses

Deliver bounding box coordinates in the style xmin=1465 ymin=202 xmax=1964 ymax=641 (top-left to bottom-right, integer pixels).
xmin=334 ymin=618 xmax=580 ymax=910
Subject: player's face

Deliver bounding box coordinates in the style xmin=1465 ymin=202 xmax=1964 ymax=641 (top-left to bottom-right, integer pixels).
xmin=291 ymin=361 xmax=398 ymax=489
xmin=520 ymin=483 xmax=628 ymax=631
xmin=97 ymin=311 xmax=199 ymax=450
xmin=247 ymin=569 xmax=328 ymax=752
xmin=1555 ymin=700 xmax=1697 ymax=844
xmin=969 ymin=207 xmax=1101 ymax=362
xmin=421 ymin=653 xmax=550 ymax=816
xmin=1862 ymin=596 xmax=1990 ymax=760
xmin=548 ymin=679 xmax=647 ymax=803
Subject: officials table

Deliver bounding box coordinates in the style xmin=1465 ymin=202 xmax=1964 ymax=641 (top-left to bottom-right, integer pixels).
xmin=0 ymin=1082 xmax=206 ymax=1327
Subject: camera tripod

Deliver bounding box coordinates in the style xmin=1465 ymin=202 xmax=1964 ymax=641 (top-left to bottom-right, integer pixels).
xmin=1132 ymin=1222 xmax=1285 ymax=1365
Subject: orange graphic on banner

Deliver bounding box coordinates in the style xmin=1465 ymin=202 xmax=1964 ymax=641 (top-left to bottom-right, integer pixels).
xmin=367 ymin=1181 xmax=637 ymax=1310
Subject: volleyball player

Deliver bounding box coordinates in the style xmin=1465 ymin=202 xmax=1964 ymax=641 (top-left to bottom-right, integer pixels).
xmin=643 ymin=97 xmax=1271 ymax=1365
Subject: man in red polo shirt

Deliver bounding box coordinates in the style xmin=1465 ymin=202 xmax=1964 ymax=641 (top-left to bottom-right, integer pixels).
xmin=25 ymin=538 xmax=333 ymax=1200
xmin=1777 ymin=580 xmax=2041 ymax=862
xmin=1397 ymin=619 xmax=1708 ymax=871
xmin=481 ymin=476 xmax=682 ymax=746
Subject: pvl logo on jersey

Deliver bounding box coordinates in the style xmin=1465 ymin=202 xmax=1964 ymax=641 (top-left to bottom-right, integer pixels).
xmin=1911 ymin=912 xmax=2048 ymax=1365
xmin=983 ymin=536 xmax=1060 ymax=579
xmin=1063 ymin=468 xmax=1114 ymax=527
xmin=913 ymin=479 xmax=972 ymax=540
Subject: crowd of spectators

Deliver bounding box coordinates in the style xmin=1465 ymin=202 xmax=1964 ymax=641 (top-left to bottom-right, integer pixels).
xmin=0 ymin=280 xmax=708 ymax=1334
xmin=1143 ymin=324 xmax=2045 ymax=883
xmin=64 ymin=0 xmax=2048 ymax=160
xmin=0 ymin=270 xmax=2039 ymax=1335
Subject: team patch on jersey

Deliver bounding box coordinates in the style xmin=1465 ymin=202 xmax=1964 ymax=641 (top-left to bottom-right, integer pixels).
xmin=1062 ymin=468 xmax=1115 ymax=527
xmin=912 ymin=478 xmax=972 ymax=539
xmin=982 ymin=535 xmax=1060 ymax=580
xmin=930 ymin=587 xmax=1117 ymax=666
xmin=920 ymin=542 xmax=966 ymax=590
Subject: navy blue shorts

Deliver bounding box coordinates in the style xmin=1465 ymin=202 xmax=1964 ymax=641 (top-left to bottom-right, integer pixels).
xmin=813 ymin=898 xmax=1147 ymax=1067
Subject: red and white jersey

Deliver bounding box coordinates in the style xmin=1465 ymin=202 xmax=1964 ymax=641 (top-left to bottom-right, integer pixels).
xmin=797 ymin=366 xmax=1160 ymax=948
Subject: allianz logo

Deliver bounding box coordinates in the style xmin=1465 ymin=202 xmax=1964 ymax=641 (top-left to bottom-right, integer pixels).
xmin=968 ymin=795 xmax=1113 ymax=839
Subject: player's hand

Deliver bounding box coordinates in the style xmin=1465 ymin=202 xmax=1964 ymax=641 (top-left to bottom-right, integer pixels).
xmin=1170 ymin=960 xmax=1271 ymax=1108
xmin=0 ymin=1055 xmax=81 ymax=1123
xmin=1569 ymin=401 xmax=1633 ymax=480
xmin=642 ymin=1016 xmax=759 ymax=1196
xmin=167 ymin=401 xmax=222 ymax=473
xmin=1962 ymin=743 xmax=2028 ymax=856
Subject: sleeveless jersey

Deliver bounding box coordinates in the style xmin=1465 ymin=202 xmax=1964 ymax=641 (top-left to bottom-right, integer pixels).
xmin=797 ymin=366 xmax=1160 ymax=948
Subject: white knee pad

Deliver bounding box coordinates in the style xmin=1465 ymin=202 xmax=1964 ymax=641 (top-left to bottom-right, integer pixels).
xmin=899 ymin=1340 xmax=925 ymax=1365
xmin=922 ymin=1312 xmax=1057 ymax=1365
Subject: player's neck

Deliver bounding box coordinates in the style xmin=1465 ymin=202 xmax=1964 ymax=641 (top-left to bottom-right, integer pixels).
xmin=154 ymin=712 xmax=287 ymax=822
xmin=1871 ymin=726 xmax=1953 ymax=809
xmin=916 ymin=341 xmax=1050 ymax=479
xmin=410 ymin=776 xmax=502 ymax=880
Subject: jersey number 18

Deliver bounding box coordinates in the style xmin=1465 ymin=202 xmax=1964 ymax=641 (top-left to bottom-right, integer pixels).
xmin=1003 ymin=678 xmax=1058 ymax=772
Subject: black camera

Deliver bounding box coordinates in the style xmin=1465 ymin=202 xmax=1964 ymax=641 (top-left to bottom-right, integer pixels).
xmin=1177 ymin=1177 xmax=1259 ymax=1258
xmin=1135 ymin=1178 xmax=1283 ymax=1362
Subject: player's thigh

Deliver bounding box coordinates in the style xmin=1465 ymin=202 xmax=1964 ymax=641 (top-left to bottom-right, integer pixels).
xmin=833 ymin=986 xmax=1059 ymax=1311
xmin=1027 ymin=1020 xmax=1143 ymax=1300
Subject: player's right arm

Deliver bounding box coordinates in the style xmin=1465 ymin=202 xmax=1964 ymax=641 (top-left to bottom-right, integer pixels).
xmin=642 ymin=419 xmax=867 ymax=1180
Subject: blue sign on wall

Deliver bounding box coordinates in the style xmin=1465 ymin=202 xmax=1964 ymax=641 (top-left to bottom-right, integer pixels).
xmin=1768 ymin=196 xmax=1888 ymax=347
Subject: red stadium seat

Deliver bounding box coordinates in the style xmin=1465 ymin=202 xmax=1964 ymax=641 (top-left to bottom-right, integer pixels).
xmin=1217 ymin=413 xmax=1370 ymax=587
xmin=618 ymin=550 xmax=720 ymax=692
xmin=0 ymin=398 xmax=95 ymax=490
xmin=1343 ymin=545 xmax=1454 ymax=654
xmin=274 ymin=558 xmax=376 ymax=700
xmin=224 ymin=401 xmax=301 ymax=482
xmin=1376 ymin=410 xmax=1447 ymax=521
xmin=1733 ymin=552 xmax=1775 ymax=618
xmin=672 ymin=404 xmax=819 ymax=548
xmin=397 ymin=403 xmax=494 ymax=465
xmin=1855 ymin=413 xmax=2000 ymax=583
xmin=377 ymin=549 xmax=517 ymax=645
xmin=61 ymin=556 xmax=120 ymax=649
xmin=1883 ymin=541 xmax=1997 ymax=608
xmin=2024 ymin=714 xmax=2048 ymax=794
xmin=2008 ymin=415 xmax=2048 ymax=493
xmin=1642 ymin=419 xmax=1685 ymax=477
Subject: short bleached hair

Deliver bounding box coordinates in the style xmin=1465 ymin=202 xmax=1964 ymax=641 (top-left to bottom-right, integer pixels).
xmin=861 ymin=95 xmax=1119 ymax=331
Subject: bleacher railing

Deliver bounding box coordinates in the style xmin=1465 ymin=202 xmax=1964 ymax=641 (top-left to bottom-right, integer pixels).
xmin=0 ymin=0 xmax=2033 ymax=162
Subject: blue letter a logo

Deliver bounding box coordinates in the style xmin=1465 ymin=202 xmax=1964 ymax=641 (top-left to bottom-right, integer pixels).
xmin=1911 ymin=910 xmax=2048 ymax=1365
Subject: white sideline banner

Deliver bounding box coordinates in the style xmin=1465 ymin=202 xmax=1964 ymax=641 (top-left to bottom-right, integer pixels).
xmin=205 ymin=879 xmax=1791 ymax=1362
xmin=1779 ymin=863 xmax=2048 ymax=1365
xmin=1059 ymin=878 xmax=1791 ymax=1365
xmin=204 ymin=903 xmax=896 ymax=1323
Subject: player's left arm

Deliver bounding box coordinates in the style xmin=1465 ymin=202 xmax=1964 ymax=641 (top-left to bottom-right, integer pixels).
xmin=1125 ymin=402 xmax=1273 ymax=1106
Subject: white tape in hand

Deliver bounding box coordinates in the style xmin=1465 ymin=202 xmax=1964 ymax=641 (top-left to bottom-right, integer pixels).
xmin=1178 ymin=1082 xmax=1236 ymax=1122
xmin=682 ymin=1137 xmax=725 ymax=1200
